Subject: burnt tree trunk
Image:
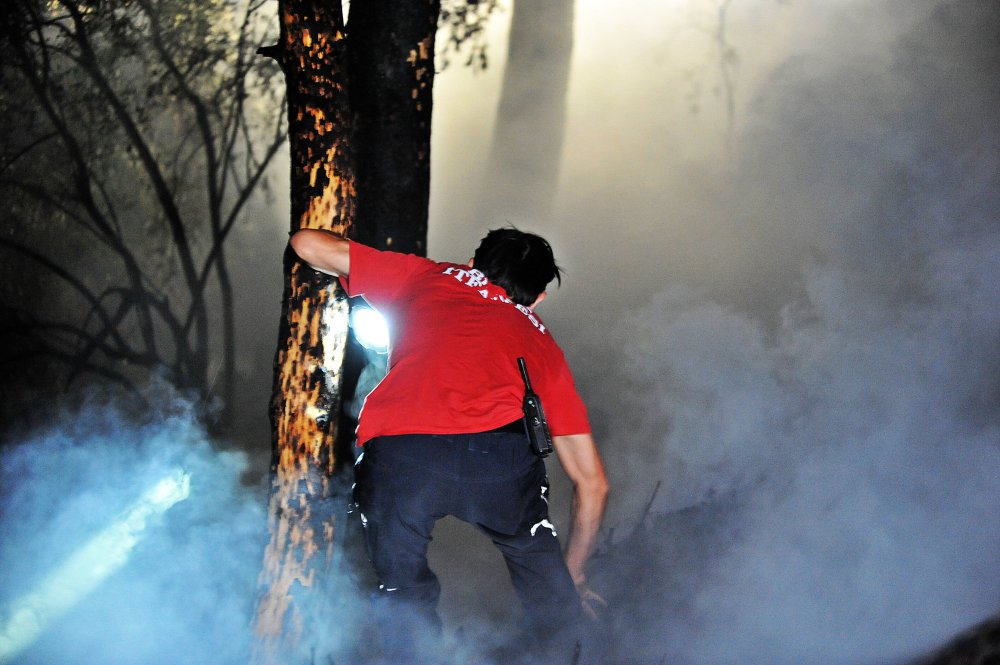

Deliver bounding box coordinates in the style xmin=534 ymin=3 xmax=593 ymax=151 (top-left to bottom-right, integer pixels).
xmin=252 ymin=0 xmax=438 ymax=662
xmin=251 ymin=2 xmax=354 ymax=663
xmin=348 ymin=0 xmax=440 ymax=255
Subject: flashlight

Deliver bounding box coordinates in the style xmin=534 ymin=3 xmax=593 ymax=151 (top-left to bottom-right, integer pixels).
xmin=350 ymin=305 xmax=390 ymax=353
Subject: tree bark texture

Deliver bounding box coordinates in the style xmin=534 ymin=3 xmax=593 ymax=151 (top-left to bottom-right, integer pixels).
xmin=347 ymin=0 xmax=440 ymax=255
xmin=479 ymin=0 xmax=574 ymax=225
xmin=254 ymin=0 xmax=439 ymax=661
xmin=252 ymin=1 xmax=354 ymax=662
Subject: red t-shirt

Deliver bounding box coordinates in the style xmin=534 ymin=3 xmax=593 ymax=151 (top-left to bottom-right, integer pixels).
xmin=340 ymin=242 xmax=590 ymax=445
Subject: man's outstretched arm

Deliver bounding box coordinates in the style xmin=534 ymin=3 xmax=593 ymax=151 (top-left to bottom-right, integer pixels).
xmin=289 ymin=229 xmax=351 ymax=276
xmin=552 ymin=433 xmax=610 ymax=613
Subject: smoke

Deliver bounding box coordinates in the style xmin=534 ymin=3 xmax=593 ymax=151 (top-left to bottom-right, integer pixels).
xmin=0 ymin=384 xmax=519 ymax=665
xmin=563 ymin=1 xmax=1000 ymax=663
xmin=586 ymin=259 xmax=1000 ymax=663
xmin=4 ymin=0 xmax=996 ymax=662
xmin=0 ymin=386 xmax=270 ymax=665
xmin=424 ymin=0 xmax=999 ymax=659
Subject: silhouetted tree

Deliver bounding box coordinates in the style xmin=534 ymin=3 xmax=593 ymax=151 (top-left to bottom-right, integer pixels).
xmin=479 ymin=0 xmax=575 ymax=224
xmin=0 ymin=0 xmax=285 ymax=429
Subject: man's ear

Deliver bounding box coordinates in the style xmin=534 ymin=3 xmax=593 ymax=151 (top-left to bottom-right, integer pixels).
xmin=528 ymin=291 xmax=547 ymax=310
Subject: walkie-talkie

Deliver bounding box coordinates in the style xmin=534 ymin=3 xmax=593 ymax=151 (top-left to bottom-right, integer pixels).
xmin=518 ymin=357 xmax=553 ymax=458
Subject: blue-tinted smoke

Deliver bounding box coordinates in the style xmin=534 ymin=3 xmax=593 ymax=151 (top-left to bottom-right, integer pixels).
xmin=0 ymin=390 xmax=267 ymax=665
xmin=0 ymin=388 xmax=500 ymax=665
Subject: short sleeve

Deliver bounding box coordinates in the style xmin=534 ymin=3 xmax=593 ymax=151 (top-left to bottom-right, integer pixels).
xmin=538 ymin=349 xmax=591 ymax=436
xmin=340 ymin=242 xmax=435 ymax=307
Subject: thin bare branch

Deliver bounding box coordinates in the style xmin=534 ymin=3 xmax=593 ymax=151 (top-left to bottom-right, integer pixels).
xmin=715 ymin=0 xmax=737 ymax=141
xmin=1 ymin=334 xmax=140 ymax=394
xmin=59 ymin=1 xmax=200 ymax=296
xmin=0 ymin=237 xmax=131 ymax=352
xmin=0 ymin=130 xmax=60 ymax=176
xmin=137 ymin=0 xmax=222 ymax=228
xmin=2 ymin=177 xmax=118 ymax=249
xmin=6 ymin=10 xmax=159 ymax=358
xmin=195 ymin=104 xmax=286 ymax=299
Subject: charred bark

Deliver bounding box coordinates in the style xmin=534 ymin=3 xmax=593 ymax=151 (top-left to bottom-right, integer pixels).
xmin=252 ymin=2 xmax=354 ymax=663
xmin=347 ymin=0 xmax=440 ymax=255
xmin=253 ymin=0 xmax=439 ymax=660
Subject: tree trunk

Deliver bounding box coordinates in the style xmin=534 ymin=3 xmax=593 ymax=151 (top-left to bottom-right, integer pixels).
xmin=252 ymin=0 xmax=439 ymax=661
xmin=347 ymin=0 xmax=440 ymax=255
xmin=216 ymin=255 xmax=236 ymax=430
xmin=251 ymin=1 xmax=354 ymax=662
xmin=479 ymin=0 xmax=575 ymax=225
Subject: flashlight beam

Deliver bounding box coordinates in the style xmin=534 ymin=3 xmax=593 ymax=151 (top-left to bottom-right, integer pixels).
xmin=0 ymin=469 xmax=191 ymax=663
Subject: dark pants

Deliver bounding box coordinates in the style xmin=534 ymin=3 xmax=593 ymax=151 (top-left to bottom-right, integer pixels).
xmin=354 ymin=430 xmax=582 ymax=661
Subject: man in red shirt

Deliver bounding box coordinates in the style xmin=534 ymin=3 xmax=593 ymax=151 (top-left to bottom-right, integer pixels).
xmin=290 ymin=227 xmax=609 ymax=661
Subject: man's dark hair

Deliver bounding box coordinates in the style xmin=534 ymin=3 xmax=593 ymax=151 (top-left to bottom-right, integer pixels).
xmin=473 ymin=227 xmax=562 ymax=306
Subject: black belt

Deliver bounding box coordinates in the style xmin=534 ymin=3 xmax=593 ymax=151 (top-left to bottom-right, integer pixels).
xmin=485 ymin=419 xmax=525 ymax=435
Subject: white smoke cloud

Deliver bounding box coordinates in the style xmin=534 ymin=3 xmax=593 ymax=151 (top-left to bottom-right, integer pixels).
xmin=562 ymin=1 xmax=1000 ymax=662
xmin=590 ymin=255 xmax=1000 ymax=663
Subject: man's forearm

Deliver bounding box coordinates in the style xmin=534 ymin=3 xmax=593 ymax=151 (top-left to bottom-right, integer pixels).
xmin=552 ymin=433 xmax=609 ymax=586
xmin=564 ymin=483 xmax=608 ymax=586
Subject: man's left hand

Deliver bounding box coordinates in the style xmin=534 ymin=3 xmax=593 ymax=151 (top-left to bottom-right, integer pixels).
xmin=576 ymin=582 xmax=608 ymax=621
